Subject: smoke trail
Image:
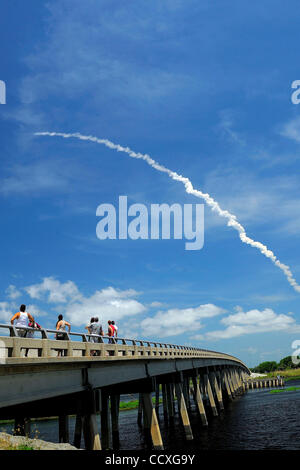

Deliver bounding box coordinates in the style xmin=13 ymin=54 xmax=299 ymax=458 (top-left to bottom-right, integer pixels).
xmin=35 ymin=131 xmax=300 ymax=293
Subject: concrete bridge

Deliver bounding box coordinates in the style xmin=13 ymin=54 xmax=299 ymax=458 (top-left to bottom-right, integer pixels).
xmin=0 ymin=324 xmax=251 ymax=450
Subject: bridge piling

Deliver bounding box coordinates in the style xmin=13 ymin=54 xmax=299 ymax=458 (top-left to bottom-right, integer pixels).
xmin=192 ymin=375 xmax=208 ymax=426
xmin=137 ymin=393 xmax=143 ymax=426
xmin=59 ymin=414 xmax=69 ymax=443
xmin=204 ymin=373 xmax=218 ymax=417
xmin=174 ymin=381 xmax=193 ymax=441
xmin=155 ymin=383 xmax=160 ymax=415
xmin=162 ymin=384 xmax=168 ymax=422
xmin=73 ymin=414 xmax=83 ymax=448
xmin=110 ymin=393 xmax=120 ymax=449
xmin=141 ymin=392 xmax=164 ymax=450
xmin=166 ymin=383 xmax=175 ymax=420
xmin=81 ymin=390 xmax=102 ymax=450
xmin=211 ymin=371 xmax=224 ymax=411
xmin=221 ymin=369 xmax=233 ymax=400
xmin=100 ymin=391 xmax=111 ymax=450
xmin=224 ymin=369 xmax=235 ymax=398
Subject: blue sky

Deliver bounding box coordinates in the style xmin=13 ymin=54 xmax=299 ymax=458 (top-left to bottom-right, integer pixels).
xmin=1 ymin=0 xmax=300 ymax=367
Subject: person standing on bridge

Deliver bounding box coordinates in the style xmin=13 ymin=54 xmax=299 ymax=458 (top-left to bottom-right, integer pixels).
xmin=24 ymin=317 xmax=42 ymax=357
xmin=107 ymin=320 xmax=116 ymax=344
xmin=11 ymin=305 xmax=34 ymax=338
xmin=56 ymin=314 xmax=71 ymax=357
xmin=111 ymin=320 xmax=118 ymax=337
xmin=85 ymin=317 xmax=103 ymax=356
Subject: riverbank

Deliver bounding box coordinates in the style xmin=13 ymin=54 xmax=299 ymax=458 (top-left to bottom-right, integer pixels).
xmin=0 ymin=432 xmax=78 ymax=450
xmin=262 ymin=368 xmax=300 ymax=381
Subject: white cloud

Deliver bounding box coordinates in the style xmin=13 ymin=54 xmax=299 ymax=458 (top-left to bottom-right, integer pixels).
xmin=140 ymin=304 xmax=226 ymax=338
xmin=200 ymin=307 xmax=300 ymax=340
xmin=280 ymin=116 xmax=300 ymax=143
xmin=26 ymin=277 xmax=81 ymax=303
xmin=0 ymin=302 xmax=12 ymax=323
xmin=64 ymin=286 xmax=146 ymax=326
xmin=5 ymin=285 xmax=21 ymax=300
xmin=25 ymin=277 xmax=146 ymax=327
xmin=217 ymin=109 xmax=246 ymax=146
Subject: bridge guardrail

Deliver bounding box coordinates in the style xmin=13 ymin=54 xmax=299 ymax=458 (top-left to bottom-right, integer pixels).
xmin=0 ymin=323 xmax=249 ymax=371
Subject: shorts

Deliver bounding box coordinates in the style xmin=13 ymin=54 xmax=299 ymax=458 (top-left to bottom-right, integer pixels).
xmin=17 ymin=329 xmax=27 ymax=338
xmin=56 ymin=333 xmax=67 ymax=340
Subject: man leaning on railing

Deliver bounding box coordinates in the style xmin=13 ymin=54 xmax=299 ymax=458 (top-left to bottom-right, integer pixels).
xmin=10 ymin=304 xmax=34 ymax=338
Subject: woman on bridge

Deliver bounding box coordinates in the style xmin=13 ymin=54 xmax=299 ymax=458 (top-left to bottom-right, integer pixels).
xmin=55 ymin=314 xmax=71 ymax=357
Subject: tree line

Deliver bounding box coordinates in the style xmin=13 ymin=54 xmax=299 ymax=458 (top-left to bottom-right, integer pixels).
xmin=251 ymin=356 xmax=298 ymax=373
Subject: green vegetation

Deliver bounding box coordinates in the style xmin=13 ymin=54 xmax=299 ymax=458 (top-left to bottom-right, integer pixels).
xmin=13 ymin=444 xmax=35 ymax=450
xmin=251 ymin=356 xmax=300 ymax=374
xmin=119 ymin=397 xmax=162 ymax=411
xmin=269 ymin=386 xmax=300 ymax=394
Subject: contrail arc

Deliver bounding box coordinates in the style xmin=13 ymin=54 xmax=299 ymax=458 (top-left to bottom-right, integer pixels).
xmin=35 ymin=131 xmax=300 ymax=293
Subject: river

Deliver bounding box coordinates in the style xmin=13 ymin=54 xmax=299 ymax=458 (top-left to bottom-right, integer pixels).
xmin=1 ymin=380 xmax=299 ymax=450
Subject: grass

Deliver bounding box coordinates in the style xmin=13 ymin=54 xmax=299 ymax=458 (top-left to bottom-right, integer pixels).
xmin=119 ymin=397 xmax=162 ymax=411
xmin=13 ymin=444 xmax=35 ymax=450
xmin=269 ymin=386 xmax=300 ymax=394
xmin=261 ymin=368 xmax=300 ymax=381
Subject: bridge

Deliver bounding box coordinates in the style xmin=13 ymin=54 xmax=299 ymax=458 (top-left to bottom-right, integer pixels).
xmin=0 ymin=324 xmax=252 ymax=450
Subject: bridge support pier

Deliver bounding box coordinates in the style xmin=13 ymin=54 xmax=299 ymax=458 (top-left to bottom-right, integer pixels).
xmin=155 ymin=383 xmax=160 ymax=415
xmin=162 ymin=384 xmax=168 ymax=422
xmin=210 ymin=371 xmax=224 ymax=411
xmin=137 ymin=393 xmax=143 ymax=426
xmin=59 ymin=414 xmax=69 ymax=443
xmin=141 ymin=392 xmax=164 ymax=450
xmin=204 ymin=373 xmax=218 ymax=417
xmin=166 ymin=383 xmax=175 ymax=420
xmin=110 ymin=394 xmax=120 ymax=449
xmin=83 ymin=414 xmax=101 ymax=450
xmin=79 ymin=390 xmax=102 ymax=451
xmin=174 ymin=380 xmax=193 ymax=440
xmin=192 ymin=375 xmax=208 ymax=426
xmin=221 ymin=369 xmax=233 ymax=401
xmin=73 ymin=414 xmax=82 ymax=448
xmin=101 ymin=391 xmax=111 ymax=450
xmin=226 ymin=369 xmax=236 ymax=397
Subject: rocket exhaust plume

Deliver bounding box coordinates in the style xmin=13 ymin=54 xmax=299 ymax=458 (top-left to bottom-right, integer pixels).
xmin=35 ymin=131 xmax=300 ymax=293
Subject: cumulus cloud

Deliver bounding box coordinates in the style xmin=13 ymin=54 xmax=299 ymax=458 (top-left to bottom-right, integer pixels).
xmin=25 ymin=277 xmax=146 ymax=326
xmin=5 ymin=285 xmax=21 ymax=300
xmin=64 ymin=286 xmax=146 ymax=326
xmin=26 ymin=277 xmax=81 ymax=303
xmin=198 ymin=307 xmax=300 ymax=340
xmin=140 ymin=304 xmax=226 ymax=338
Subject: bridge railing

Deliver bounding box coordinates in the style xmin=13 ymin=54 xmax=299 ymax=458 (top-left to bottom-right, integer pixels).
xmin=0 ymin=323 xmax=247 ymax=369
